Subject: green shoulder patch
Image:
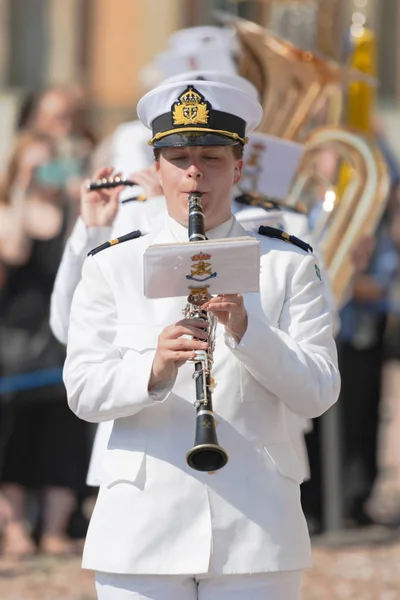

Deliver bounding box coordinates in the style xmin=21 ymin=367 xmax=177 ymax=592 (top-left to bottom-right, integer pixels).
xmin=258 ymin=225 xmax=313 ymax=254
xmin=88 ymin=230 xmax=142 ymax=256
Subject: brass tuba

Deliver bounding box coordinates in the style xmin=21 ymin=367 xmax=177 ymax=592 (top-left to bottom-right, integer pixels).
xmin=223 ymin=14 xmax=373 ymax=139
xmin=216 ymin=13 xmax=390 ymax=308
xmin=288 ymin=127 xmax=389 ymax=306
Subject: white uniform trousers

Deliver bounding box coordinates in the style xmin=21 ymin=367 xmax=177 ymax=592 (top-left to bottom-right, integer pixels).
xmin=95 ymin=570 xmax=303 ymax=600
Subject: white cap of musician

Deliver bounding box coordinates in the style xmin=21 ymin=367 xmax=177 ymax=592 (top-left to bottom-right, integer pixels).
xmin=139 ymin=26 xmax=239 ymax=89
xmin=137 ymin=79 xmax=262 ymax=148
xmin=162 ymin=70 xmax=259 ymax=101
xmin=167 ymin=25 xmax=239 ymax=54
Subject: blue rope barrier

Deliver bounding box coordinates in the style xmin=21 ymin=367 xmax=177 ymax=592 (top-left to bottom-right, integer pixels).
xmin=0 ymin=367 xmax=64 ymax=395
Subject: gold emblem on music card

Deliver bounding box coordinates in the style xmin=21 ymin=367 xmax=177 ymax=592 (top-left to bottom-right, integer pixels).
xmin=186 ymin=251 xmax=217 ymax=284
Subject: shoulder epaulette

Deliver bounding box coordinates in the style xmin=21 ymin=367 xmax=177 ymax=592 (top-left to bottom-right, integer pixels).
xmin=121 ymin=195 xmax=147 ymax=204
xmin=258 ymin=225 xmax=313 ymax=253
xmin=235 ymin=192 xmax=281 ymax=212
xmin=88 ymin=230 xmax=142 ymax=256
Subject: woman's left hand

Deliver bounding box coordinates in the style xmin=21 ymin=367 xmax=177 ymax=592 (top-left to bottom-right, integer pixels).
xmin=202 ymin=294 xmax=248 ymax=342
xmin=128 ymin=165 xmax=163 ymax=199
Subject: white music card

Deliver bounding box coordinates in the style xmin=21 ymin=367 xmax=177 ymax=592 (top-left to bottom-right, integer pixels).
xmin=143 ymin=237 xmax=260 ymax=299
xmin=240 ymin=132 xmax=305 ymax=200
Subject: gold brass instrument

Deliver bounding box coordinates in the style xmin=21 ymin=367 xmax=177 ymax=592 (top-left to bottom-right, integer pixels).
xmin=223 ymin=14 xmax=375 ymax=140
xmin=288 ymin=127 xmax=389 ymax=305
xmin=216 ymin=11 xmax=389 ymax=308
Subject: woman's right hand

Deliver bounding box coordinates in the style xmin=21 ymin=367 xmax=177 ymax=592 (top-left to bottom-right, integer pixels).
xmin=80 ymin=167 xmax=124 ymax=228
xmin=15 ymin=142 xmax=51 ymax=190
xmin=149 ymin=318 xmax=209 ymax=390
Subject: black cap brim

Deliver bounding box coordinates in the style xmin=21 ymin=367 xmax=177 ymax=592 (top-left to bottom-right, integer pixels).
xmin=153 ymin=132 xmax=240 ymax=148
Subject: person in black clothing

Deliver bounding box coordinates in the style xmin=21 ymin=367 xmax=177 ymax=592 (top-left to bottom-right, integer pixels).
xmin=0 ymin=131 xmax=90 ymax=557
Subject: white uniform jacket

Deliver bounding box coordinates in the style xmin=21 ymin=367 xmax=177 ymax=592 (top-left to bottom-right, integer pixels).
xmin=50 ymin=203 xmax=165 ymax=487
xmin=50 ymin=201 xmax=167 ymax=346
xmin=235 ymin=206 xmax=340 ymax=480
xmin=51 ymin=199 xmax=324 ymax=486
xmin=51 ymin=197 xmax=238 ymax=486
xmin=64 ymin=215 xmax=340 ymax=575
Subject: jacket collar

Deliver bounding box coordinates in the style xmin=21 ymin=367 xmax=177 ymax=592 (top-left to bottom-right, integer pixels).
xmin=150 ymin=214 xmax=246 ymax=247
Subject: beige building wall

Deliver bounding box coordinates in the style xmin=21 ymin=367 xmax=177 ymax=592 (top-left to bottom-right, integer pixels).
xmin=0 ymin=0 xmax=9 ymax=85
xmin=47 ymin=0 xmax=82 ymax=87
xmin=87 ymin=0 xmax=184 ymax=137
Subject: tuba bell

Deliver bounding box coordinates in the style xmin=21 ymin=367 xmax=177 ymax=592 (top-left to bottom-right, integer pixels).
xmin=216 ymin=12 xmax=389 ymax=308
xmin=220 ymin=13 xmax=374 ymax=140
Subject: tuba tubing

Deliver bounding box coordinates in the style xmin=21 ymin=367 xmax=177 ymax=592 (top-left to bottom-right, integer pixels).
xmin=290 ymin=126 xmax=389 ymax=308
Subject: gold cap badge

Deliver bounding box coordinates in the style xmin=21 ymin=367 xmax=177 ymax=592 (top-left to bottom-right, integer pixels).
xmin=172 ymin=86 xmax=210 ymax=126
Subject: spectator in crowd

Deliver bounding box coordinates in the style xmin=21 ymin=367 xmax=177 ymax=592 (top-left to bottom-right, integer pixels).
xmin=17 ymin=86 xmax=93 ymax=220
xmin=302 ymin=131 xmax=400 ymax=532
xmin=339 ymin=133 xmax=400 ymax=526
xmin=0 ymin=131 xmax=90 ymax=557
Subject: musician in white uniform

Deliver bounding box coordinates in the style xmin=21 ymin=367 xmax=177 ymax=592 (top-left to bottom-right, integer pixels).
xmin=50 ymin=70 xmax=260 ymax=487
xmin=64 ymin=79 xmax=340 ymax=599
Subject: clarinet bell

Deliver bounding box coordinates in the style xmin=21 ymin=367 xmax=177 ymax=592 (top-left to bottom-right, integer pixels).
xmin=186 ymin=412 xmax=228 ymax=472
xmin=186 ymin=444 xmax=228 ymax=473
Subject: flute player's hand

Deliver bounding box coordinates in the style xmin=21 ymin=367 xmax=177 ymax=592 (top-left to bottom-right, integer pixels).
xmin=129 ymin=164 xmax=163 ymax=199
xmin=81 ymin=167 xmax=123 ymax=228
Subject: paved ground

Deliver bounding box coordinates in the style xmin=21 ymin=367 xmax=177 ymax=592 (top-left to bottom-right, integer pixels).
xmin=1 ymin=536 xmax=400 ymax=600
xmin=303 ymin=530 xmax=400 ymax=600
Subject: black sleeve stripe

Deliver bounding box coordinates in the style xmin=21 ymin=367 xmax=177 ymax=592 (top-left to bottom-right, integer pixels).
xmin=121 ymin=195 xmax=147 ymax=204
xmin=88 ymin=230 xmax=142 ymax=256
xmin=258 ymin=225 xmax=313 ymax=253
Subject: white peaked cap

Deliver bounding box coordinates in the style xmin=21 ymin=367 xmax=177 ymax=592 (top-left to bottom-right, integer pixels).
xmin=161 ymin=70 xmax=259 ymax=101
xmin=137 ymin=79 xmax=263 ymax=148
xmin=154 ymin=42 xmax=237 ymax=81
xmin=167 ymin=26 xmax=239 ymax=53
xmin=139 ymin=27 xmax=239 ymax=92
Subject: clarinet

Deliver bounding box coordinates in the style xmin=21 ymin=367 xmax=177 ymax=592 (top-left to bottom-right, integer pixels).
xmin=185 ymin=192 xmax=228 ymax=473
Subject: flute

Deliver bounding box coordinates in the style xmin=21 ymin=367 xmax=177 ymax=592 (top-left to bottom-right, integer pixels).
xmin=85 ymin=176 xmax=136 ymax=191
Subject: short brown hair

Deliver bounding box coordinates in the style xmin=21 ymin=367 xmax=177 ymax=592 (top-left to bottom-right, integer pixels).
xmin=153 ymin=142 xmax=244 ymax=162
